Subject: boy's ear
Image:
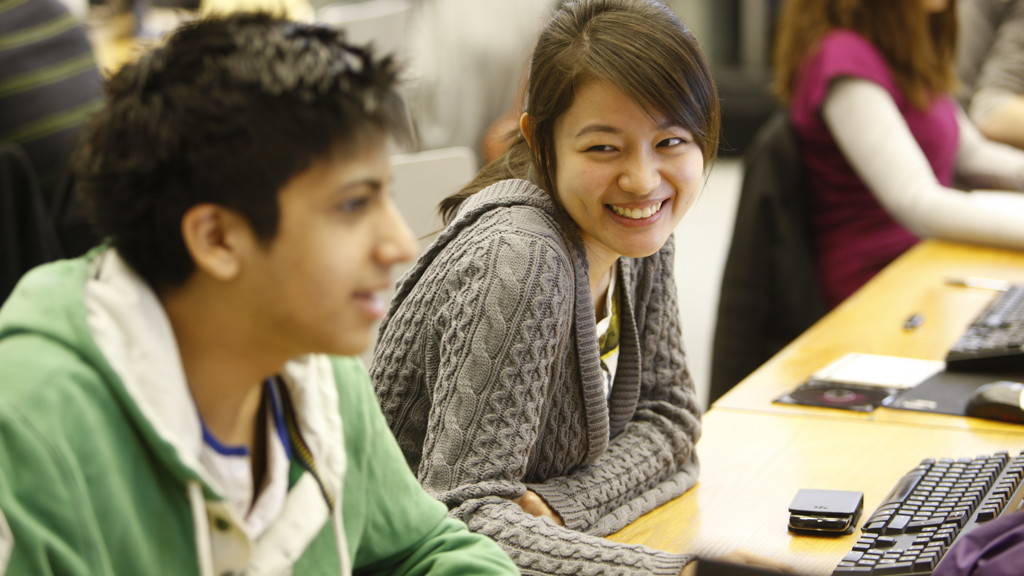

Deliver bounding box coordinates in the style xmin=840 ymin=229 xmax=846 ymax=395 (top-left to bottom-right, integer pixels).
xmin=179 ymin=204 xmax=250 ymax=282
xmin=519 ymin=112 xmax=536 ymax=151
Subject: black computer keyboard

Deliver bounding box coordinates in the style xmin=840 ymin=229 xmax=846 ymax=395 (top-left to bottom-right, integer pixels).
xmin=832 ymin=451 xmax=1024 ymax=576
xmin=945 ymin=284 xmax=1024 ymax=372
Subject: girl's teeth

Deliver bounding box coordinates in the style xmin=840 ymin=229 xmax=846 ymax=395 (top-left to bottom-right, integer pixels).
xmin=611 ymin=201 xmax=664 ymax=219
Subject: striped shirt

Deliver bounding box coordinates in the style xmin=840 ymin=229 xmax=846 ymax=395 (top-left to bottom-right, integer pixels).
xmin=0 ymin=0 xmax=102 ymax=210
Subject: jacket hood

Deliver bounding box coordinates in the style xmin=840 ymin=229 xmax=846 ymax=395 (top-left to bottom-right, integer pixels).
xmin=0 ymin=247 xmax=102 ymax=361
xmin=0 ymin=248 xmax=209 ymax=491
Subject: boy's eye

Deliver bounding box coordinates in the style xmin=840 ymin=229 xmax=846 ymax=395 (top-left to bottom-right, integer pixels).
xmin=337 ymin=196 xmax=370 ymax=212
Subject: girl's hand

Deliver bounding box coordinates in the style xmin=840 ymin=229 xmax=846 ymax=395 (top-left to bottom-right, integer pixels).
xmin=512 ymin=490 xmax=565 ymax=526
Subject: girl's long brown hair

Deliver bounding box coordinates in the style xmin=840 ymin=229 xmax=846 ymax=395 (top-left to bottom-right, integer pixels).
xmin=439 ymin=0 xmax=720 ymax=224
xmin=773 ymin=0 xmax=958 ymax=110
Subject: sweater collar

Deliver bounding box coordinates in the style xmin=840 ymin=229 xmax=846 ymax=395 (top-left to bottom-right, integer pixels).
xmin=607 ymin=258 xmax=642 ymax=438
xmin=457 ymin=178 xmax=557 ymax=214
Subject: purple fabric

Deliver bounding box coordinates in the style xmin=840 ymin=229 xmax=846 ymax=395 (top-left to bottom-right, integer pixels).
xmin=789 ymin=30 xmax=959 ymax=307
xmin=933 ymin=511 xmax=1024 ymax=576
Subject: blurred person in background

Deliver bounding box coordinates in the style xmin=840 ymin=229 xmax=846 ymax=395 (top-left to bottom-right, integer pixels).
xmin=774 ymin=0 xmax=1024 ymax=308
xmin=404 ymin=0 xmax=553 ymax=161
xmin=957 ymin=0 xmax=1024 ymax=151
xmin=0 ymin=0 xmax=103 ymax=268
xmin=934 ymin=508 xmax=1024 ymax=576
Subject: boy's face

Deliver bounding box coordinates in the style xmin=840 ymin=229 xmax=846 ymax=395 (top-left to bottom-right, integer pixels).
xmin=243 ymin=139 xmax=416 ymax=358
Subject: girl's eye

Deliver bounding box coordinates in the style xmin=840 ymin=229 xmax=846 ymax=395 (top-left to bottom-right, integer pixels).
xmin=585 ymin=144 xmax=617 ymax=153
xmin=657 ymin=137 xmax=686 ymax=148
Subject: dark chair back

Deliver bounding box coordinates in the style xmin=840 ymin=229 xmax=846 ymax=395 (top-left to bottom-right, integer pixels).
xmin=49 ymin=163 xmax=99 ymax=258
xmin=709 ymin=111 xmax=826 ymax=404
xmin=0 ymin=144 xmax=62 ymax=305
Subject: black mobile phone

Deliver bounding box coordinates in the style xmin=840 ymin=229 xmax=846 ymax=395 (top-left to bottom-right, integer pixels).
xmin=787 ymin=488 xmax=864 ymax=536
xmin=693 ymin=558 xmax=792 ymax=576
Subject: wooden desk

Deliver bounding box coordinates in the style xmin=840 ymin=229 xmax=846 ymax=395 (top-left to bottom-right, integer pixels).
xmin=610 ymin=240 xmax=1024 ymax=573
xmin=715 ymin=240 xmax=1024 ymax=432
xmin=609 ymin=410 xmax=1024 ymax=575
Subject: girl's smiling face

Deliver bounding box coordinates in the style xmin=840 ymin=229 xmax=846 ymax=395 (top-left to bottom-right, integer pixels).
xmin=547 ymin=78 xmax=705 ymax=268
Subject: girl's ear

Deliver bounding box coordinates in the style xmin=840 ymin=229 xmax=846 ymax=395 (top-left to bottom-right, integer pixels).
xmin=519 ymin=112 xmax=536 ymax=151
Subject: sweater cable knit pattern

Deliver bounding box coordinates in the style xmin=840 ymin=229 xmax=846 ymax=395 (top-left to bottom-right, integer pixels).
xmin=371 ymin=179 xmax=701 ymax=575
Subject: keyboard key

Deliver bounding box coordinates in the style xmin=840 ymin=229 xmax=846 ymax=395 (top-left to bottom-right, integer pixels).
xmin=917 ymin=553 xmax=937 ymax=569
xmin=864 ymin=521 xmax=887 ymax=533
xmin=833 ymin=567 xmax=872 ymax=575
xmin=873 ymin=536 xmax=898 ymax=548
xmin=945 ymin=511 xmax=968 ymax=527
xmin=906 ymin=517 xmax=944 ymax=532
xmin=841 ymin=551 xmax=864 ymax=564
xmin=875 ymin=562 xmax=915 ymax=574
xmin=977 ymin=508 xmax=998 ymax=522
xmin=884 ymin=515 xmax=911 ymax=534
xmin=914 ymin=556 xmax=938 ymax=571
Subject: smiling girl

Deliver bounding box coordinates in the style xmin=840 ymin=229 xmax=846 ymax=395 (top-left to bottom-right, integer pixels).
xmin=370 ymin=0 xmax=719 ymax=573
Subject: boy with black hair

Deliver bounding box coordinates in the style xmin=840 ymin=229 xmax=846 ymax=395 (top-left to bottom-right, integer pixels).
xmin=0 ymin=13 xmax=516 ymax=575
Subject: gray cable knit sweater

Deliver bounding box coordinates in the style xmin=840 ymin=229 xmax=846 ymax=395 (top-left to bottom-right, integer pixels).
xmin=370 ymin=179 xmax=702 ymax=575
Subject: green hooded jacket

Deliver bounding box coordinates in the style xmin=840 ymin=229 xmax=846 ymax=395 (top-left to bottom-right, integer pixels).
xmin=0 ymin=249 xmax=517 ymax=575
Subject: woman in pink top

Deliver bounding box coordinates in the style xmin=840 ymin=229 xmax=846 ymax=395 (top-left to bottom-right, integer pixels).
xmin=774 ymin=0 xmax=1024 ymax=308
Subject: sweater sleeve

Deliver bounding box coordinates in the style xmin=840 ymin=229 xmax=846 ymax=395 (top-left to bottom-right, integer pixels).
xmin=406 ymin=231 xmax=689 ymax=575
xmin=528 ymin=239 xmax=701 ymax=537
xmin=333 ymin=358 xmax=517 ymax=575
xmin=823 ymin=78 xmax=1024 ymax=249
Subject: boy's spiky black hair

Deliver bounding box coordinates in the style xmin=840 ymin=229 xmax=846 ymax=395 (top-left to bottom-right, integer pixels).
xmin=75 ymin=13 xmax=408 ymax=291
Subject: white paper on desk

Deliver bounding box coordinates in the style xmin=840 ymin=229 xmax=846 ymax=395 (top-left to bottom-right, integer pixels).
xmin=812 ymin=353 xmax=944 ymax=390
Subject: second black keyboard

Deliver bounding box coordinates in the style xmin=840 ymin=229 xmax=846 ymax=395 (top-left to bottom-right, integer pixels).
xmin=945 ymin=284 xmax=1024 ymax=372
xmin=833 ymin=450 xmax=1024 ymax=575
